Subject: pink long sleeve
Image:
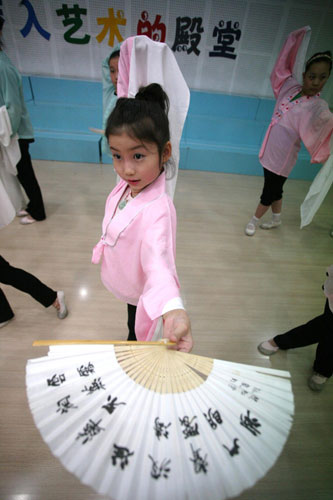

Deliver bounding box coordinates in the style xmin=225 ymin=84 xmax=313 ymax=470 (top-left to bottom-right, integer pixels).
xmin=299 ymin=102 xmax=333 ymax=164
xmin=139 ymin=201 xmax=180 ymax=319
xmin=270 ymin=26 xmax=310 ymax=98
xmin=117 ymin=37 xmax=134 ymax=98
xmin=133 ymin=197 xmax=180 ymax=341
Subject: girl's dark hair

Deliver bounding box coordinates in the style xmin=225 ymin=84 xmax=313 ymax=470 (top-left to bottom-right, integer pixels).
xmin=105 ymin=83 xmax=170 ymax=160
xmin=305 ymin=50 xmax=332 ymax=74
xmin=109 ymin=50 xmax=120 ymax=63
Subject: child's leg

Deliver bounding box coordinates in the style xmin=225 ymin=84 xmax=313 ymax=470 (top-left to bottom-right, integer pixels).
xmin=259 ymin=170 xmax=286 ymax=230
xmin=260 ymin=199 xmax=283 ymax=229
xmin=271 ymin=198 xmax=282 ymax=215
xmin=261 ymin=301 xmax=332 ymax=391
xmin=313 ymin=337 xmax=333 ymax=378
xmin=274 ymin=316 xmax=323 ymax=349
xmin=254 ymin=203 xmax=271 ymax=219
xmin=312 ymin=300 xmax=333 ymax=378
xmin=309 ymin=310 xmax=332 ymax=390
xmin=258 ymin=308 xmax=325 ymax=355
xmin=16 ymin=140 xmax=46 ymax=221
xmin=245 ymin=203 xmax=270 ymax=236
xmin=245 ymin=169 xmax=285 ymax=235
xmin=245 ymin=169 xmax=271 ymax=236
xmin=274 ymin=300 xmax=330 ymax=351
xmin=0 ymin=288 xmax=15 ymax=323
xmin=0 ymin=256 xmax=56 ymax=307
xmin=127 ymin=304 xmax=137 ymax=341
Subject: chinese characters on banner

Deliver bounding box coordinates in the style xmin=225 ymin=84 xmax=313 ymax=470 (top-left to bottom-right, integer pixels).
xmin=20 ymin=0 xmax=50 ymax=40
xmin=56 ymin=3 xmax=90 ymax=44
xmin=172 ymin=17 xmax=204 ymax=55
xmin=96 ymin=8 xmax=126 ymax=46
xmin=15 ymin=1 xmax=242 ymax=59
xmin=137 ymin=10 xmax=166 ymax=42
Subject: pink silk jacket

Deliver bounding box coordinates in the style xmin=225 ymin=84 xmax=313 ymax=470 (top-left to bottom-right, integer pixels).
xmin=92 ymin=172 xmax=180 ymax=341
xmin=259 ymin=26 xmax=333 ymax=178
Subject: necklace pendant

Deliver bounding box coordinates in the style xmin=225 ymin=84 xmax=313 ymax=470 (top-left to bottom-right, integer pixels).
xmin=118 ymin=199 xmax=127 ymax=210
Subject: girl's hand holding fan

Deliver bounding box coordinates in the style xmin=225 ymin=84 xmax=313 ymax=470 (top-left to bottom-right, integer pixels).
xmin=163 ymin=309 xmax=193 ymax=352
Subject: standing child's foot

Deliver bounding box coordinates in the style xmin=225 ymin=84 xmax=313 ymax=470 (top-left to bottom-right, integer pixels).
xmin=17 ymin=209 xmax=28 ymax=217
xmin=53 ymin=291 xmax=68 ymax=319
xmin=308 ymin=372 xmax=328 ymax=392
xmin=257 ymin=339 xmax=279 ymax=355
xmin=260 ymin=220 xmax=282 ymax=229
xmin=260 ymin=213 xmax=281 ymax=230
xmin=245 ymin=216 xmax=259 ymax=236
xmin=20 ymin=215 xmax=37 ymax=225
xmin=0 ymin=319 xmax=11 ymax=328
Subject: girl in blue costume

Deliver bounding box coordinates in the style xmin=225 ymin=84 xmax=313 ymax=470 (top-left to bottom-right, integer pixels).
xmin=0 ymin=17 xmax=46 ymax=224
xmin=101 ymin=44 xmax=121 ymax=157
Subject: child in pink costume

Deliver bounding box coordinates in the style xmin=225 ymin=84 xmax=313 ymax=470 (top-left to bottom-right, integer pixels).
xmin=245 ymin=26 xmax=333 ymax=236
xmin=92 ymin=84 xmax=192 ymax=352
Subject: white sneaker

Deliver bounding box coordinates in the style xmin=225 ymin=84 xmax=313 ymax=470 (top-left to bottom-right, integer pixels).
xmin=56 ymin=291 xmax=68 ymax=319
xmin=260 ymin=220 xmax=281 ymax=230
xmin=0 ymin=320 xmax=11 ymax=328
xmin=258 ymin=340 xmax=279 ymax=355
xmin=308 ymin=372 xmax=328 ymax=392
xmin=245 ymin=221 xmax=256 ymax=236
xmin=17 ymin=209 xmax=28 ymax=217
xmin=20 ymin=215 xmax=37 ymax=225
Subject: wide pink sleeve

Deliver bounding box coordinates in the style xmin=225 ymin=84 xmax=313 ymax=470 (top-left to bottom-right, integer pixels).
xmin=270 ymin=26 xmax=310 ymax=98
xmin=300 ymin=102 xmax=333 ymax=164
xmin=135 ymin=199 xmax=180 ymax=340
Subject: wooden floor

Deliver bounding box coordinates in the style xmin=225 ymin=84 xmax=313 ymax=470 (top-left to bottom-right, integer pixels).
xmin=0 ymin=160 xmax=332 ymax=500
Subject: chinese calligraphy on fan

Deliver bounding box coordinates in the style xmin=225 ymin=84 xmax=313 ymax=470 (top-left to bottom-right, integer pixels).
xmin=154 ymin=417 xmax=171 ymax=440
xmin=44 ymin=359 xmax=263 ymax=481
xmin=228 ymin=377 xmax=262 ymax=402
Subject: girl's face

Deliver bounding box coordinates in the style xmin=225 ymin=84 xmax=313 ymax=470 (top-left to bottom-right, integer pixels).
xmin=302 ymin=61 xmax=330 ymax=96
xmin=109 ymin=132 xmax=172 ymax=197
xmin=109 ymin=55 xmax=119 ymax=87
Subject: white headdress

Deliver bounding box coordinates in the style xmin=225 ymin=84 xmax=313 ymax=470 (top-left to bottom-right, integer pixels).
xmin=117 ymin=35 xmax=190 ymax=199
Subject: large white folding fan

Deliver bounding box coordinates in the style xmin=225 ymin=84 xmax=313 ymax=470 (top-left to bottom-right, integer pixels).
xmin=26 ymin=341 xmax=294 ymax=500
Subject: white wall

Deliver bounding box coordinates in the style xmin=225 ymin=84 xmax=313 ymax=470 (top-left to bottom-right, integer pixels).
xmin=3 ymin=0 xmax=333 ymax=104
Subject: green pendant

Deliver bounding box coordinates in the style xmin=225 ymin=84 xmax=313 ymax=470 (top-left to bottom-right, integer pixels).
xmin=118 ymin=199 xmax=127 ymax=210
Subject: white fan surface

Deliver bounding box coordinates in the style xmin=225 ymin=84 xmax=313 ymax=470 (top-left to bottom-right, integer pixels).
xmin=26 ymin=345 xmax=294 ymax=500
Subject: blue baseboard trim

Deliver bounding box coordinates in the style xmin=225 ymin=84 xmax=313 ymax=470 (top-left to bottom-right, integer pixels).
xmin=25 ymin=76 xmax=319 ymax=181
xmin=30 ymin=131 xmax=100 ymax=164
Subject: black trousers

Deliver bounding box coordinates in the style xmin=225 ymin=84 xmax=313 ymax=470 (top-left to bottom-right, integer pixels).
xmin=260 ymin=168 xmax=287 ymax=206
xmin=274 ymin=300 xmax=333 ymax=378
xmin=127 ymin=304 xmax=137 ymax=341
xmin=0 ymin=256 xmax=56 ymax=322
xmin=16 ymin=139 xmax=46 ymax=221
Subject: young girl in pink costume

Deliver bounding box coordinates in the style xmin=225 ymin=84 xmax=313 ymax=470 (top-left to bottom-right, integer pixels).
xmin=92 ymin=84 xmax=193 ymax=352
xmin=245 ymin=26 xmax=333 ymax=236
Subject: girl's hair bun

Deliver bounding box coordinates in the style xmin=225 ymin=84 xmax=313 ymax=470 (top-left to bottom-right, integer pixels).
xmin=135 ymin=83 xmax=169 ymax=115
xmin=105 ymin=82 xmax=170 ymax=162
